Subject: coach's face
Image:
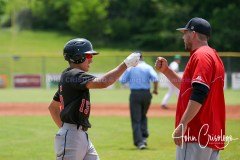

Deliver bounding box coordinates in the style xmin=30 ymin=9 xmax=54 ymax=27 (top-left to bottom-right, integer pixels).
xmin=182 ymin=30 xmax=193 ymax=51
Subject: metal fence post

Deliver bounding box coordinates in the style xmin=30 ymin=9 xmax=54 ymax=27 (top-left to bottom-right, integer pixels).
xmin=9 ymin=56 xmax=14 ymax=88
xmin=41 ymin=56 xmax=46 ymax=88
xmin=227 ymin=56 xmax=231 ymax=88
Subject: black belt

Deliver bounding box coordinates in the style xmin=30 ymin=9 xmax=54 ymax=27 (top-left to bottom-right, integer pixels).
xmin=131 ymin=89 xmax=150 ymax=92
xmin=62 ymin=122 xmax=88 ymax=131
xmin=77 ymin=124 xmax=88 ymax=131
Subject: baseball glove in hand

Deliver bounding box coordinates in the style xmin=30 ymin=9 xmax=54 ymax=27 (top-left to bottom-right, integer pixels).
xmin=124 ymin=52 xmax=141 ymax=68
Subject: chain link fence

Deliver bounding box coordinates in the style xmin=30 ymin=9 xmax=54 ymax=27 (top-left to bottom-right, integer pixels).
xmin=0 ymin=53 xmax=239 ymax=88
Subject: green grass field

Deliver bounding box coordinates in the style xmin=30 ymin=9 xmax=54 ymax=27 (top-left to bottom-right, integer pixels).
xmin=0 ymin=28 xmax=239 ymax=160
xmin=0 ymin=116 xmax=239 ymax=160
xmin=0 ymin=29 xmax=162 ymax=78
xmin=0 ymin=29 xmax=136 ymax=56
xmin=0 ymin=88 xmax=238 ymax=106
xmin=0 ymin=29 xmax=122 ymax=76
xmin=0 ymin=88 xmax=239 ymax=105
xmin=0 ymin=89 xmax=239 ymax=159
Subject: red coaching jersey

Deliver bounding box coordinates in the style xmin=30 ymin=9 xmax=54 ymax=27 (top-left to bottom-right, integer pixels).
xmin=176 ymin=46 xmax=226 ymax=150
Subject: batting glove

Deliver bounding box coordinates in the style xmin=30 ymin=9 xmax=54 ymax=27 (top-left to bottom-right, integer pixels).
xmin=124 ymin=52 xmax=141 ymax=68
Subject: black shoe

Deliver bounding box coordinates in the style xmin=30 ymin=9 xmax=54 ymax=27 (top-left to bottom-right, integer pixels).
xmin=137 ymin=143 xmax=146 ymax=150
xmin=143 ymin=138 xmax=147 ymax=146
xmin=161 ymin=105 xmax=168 ymax=109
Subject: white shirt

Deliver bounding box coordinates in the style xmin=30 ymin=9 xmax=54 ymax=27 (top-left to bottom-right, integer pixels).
xmin=169 ymin=61 xmax=179 ymax=72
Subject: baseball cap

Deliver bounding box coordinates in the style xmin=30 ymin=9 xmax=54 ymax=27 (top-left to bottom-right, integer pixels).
xmin=174 ymin=54 xmax=181 ymax=60
xmin=176 ymin=17 xmax=211 ymax=37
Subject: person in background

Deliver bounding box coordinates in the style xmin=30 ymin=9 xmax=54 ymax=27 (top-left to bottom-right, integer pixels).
xmin=120 ymin=52 xmax=159 ymax=150
xmin=161 ymin=55 xmax=181 ymax=109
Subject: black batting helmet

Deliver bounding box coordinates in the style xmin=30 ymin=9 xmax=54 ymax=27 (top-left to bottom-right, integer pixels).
xmin=63 ymin=38 xmax=99 ymax=64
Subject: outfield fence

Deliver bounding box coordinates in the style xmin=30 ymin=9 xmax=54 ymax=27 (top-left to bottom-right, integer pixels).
xmin=0 ymin=52 xmax=239 ymax=89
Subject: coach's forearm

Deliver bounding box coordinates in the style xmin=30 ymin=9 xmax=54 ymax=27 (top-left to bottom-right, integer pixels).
xmin=179 ymin=100 xmax=202 ymax=128
xmin=163 ymin=68 xmax=181 ymax=89
xmin=88 ymin=62 xmax=127 ymax=88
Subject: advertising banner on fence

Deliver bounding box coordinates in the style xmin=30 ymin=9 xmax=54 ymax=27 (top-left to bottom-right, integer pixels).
xmin=91 ymin=73 xmax=115 ymax=89
xmin=46 ymin=74 xmax=61 ymax=89
xmin=158 ymin=72 xmax=183 ymax=88
xmin=0 ymin=75 xmax=7 ymax=88
xmin=46 ymin=73 xmax=115 ymax=89
xmin=232 ymin=72 xmax=240 ymax=90
xmin=13 ymin=74 xmax=42 ymax=88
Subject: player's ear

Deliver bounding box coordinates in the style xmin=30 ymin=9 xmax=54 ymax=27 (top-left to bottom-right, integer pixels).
xmin=192 ymin=31 xmax=197 ymax=37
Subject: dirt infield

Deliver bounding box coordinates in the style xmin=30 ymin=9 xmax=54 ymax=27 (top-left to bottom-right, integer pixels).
xmin=0 ymin=102 xmax=239 ymax=119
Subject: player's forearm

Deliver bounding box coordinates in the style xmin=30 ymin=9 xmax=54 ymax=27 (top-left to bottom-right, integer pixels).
xmin=163 ymin=68 xmax=181 ymax=89
xmin=49 ymin=108 xmax=62 ymax=128
xmin=179 ymin=100 xmax=202 ymax=127
xmin=87 ymin=52 xmax=140 ymax=89
xmin=48 ymin=101 xmax=62 ymax=128
xmin=91 ymin=62 xmax=127 ymax=88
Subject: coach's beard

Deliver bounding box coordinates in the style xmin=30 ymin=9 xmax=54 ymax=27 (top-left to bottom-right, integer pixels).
xmin=184 ymin=43 xmax=192 ymax=52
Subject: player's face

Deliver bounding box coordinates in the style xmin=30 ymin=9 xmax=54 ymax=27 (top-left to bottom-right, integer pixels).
xmin=182 ymin=30 xmax=193 ymax=51
xmin=80 ymin=54 xmax=93 ymax=72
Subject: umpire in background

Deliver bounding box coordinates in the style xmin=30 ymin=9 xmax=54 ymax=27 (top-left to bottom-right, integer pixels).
xmin=120 ymin=53 xmax=159 ymax=150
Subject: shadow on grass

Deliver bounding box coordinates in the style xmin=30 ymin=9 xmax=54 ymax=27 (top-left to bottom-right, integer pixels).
xmin=118 ymin=147 xmax=158 ymax=151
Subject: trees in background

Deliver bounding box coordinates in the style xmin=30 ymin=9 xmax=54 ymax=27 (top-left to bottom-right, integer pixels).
xmin=30 ymin=0 xmax=70 ymax=30
xmin=0 ymin=0 xmax=239 ymax=51
xmin=68 ymin=0 xmax=108 ymax=39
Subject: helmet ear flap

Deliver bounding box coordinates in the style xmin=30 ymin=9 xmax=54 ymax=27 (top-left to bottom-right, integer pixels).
xmin=66 ymin=54 xmax=86 ymax=64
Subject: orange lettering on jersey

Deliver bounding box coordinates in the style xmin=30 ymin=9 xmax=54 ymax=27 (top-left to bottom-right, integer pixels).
xmin=79 ymin=99 xmax=90 ymax=115
xmin=79 ymin=99 xmax=85 ymax=112
xmin=84 ymin=100 xmax=90 ymax=115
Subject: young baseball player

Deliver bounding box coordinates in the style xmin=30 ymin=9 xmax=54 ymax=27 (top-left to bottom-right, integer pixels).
xmin=48 ymin=38 xmax=140 ymax=160
xmin=155 ymin=17 xmax=225 ymax=160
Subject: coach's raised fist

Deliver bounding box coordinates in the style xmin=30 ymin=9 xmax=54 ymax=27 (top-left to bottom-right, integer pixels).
xmin=155 ymin=57 xmax=169 ymax=73
xmin=124 ymin=52 xmax=140 ymax=68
